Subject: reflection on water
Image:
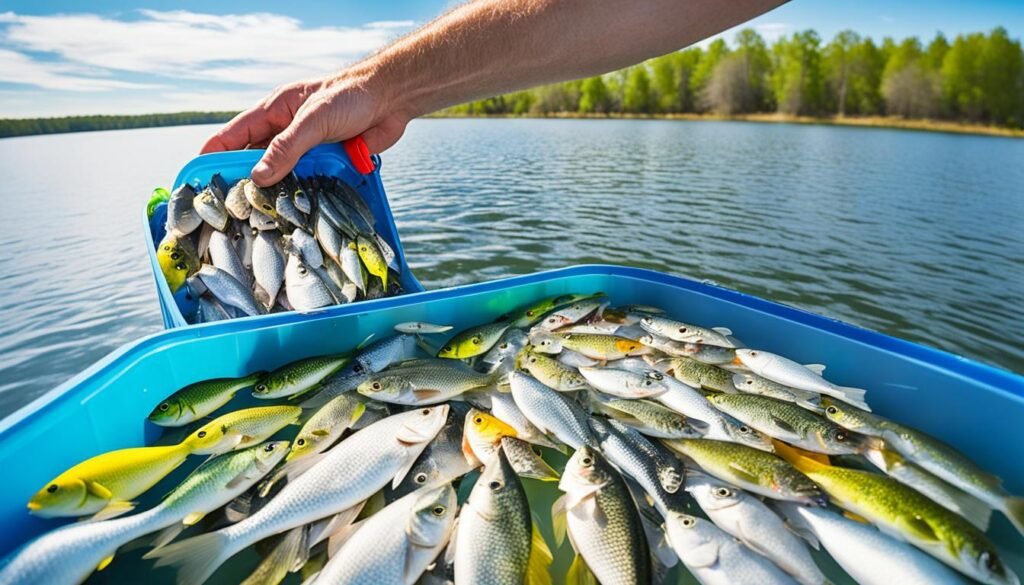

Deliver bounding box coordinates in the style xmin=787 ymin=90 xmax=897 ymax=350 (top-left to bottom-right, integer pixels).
xmin=0 ymin=119 xmax=1021 ymax=416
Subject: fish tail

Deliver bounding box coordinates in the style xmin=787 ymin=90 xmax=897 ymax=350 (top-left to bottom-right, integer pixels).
xmin=773 ymin=440 xmax=831 ymax=473
xmin=1003 ymin=496 xmax=1024 ymax=537
xmin=146 ymin=531 xmax=237 ymax=585
xmin=832 ymin=386 xmax=871 ymax=411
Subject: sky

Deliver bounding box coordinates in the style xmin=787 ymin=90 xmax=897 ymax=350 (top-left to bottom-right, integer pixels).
xmin=1 ymin=0 xmax=1020 ymax=118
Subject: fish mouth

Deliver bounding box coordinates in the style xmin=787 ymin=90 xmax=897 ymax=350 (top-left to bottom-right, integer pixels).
xmin=731 ymin=356 xmax=744 ymax=365
xmin=26 ymin=501 xmax=42 ymax=511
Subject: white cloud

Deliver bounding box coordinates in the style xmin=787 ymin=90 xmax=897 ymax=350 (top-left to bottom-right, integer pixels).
xmin=0 ymin=9 xmax=416 ymax=112
xmin=754 ymin=22 xmax=793 ymax=42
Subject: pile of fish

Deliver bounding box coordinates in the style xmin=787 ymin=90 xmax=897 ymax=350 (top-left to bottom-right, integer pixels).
xmin=155 ymin=172 xmax=403 ymax=323
xmin=4 ymin=293 xmax=1023 ymax=585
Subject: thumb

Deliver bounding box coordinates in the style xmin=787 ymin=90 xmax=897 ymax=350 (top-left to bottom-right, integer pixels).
xmin=251 ymin=110 xmax=324 ymax=186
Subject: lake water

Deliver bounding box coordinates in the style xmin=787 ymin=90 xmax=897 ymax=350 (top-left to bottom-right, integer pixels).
xmin=0 ymin=118 xmax=1021 ymax=416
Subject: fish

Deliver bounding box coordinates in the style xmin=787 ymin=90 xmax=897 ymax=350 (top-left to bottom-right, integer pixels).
xmin=685 ymin=473 xmax=826 ymax=585
xmin=208 ymin=229 xmax=251 ymax=288
xmin=225 ymin=178 xmax=252 ymax=220
xmin=196 ymin=264 xmax=263 ymax=317
xmin=590 ymin=395 xmax=707 ymax=439
xmin=27 ymin=443 xmax=192 ymax=519
xmin=243 ymin=180 xmax=279 ymax=219
xmin=389 ymin=406 xmax=477 ymax=501
xmin=640 ymin=334 xmax=737 ymax=365
xmin=507 ymin=293 xmax=598 ymax=328
xmin=535 ymin=298 xmax=607 ymax=331
xmin=663 ymin=512 xmax=797 ymax=585
xmin=508 ymin=371 xmax=594 ymax=450
xmin=638 ymin=315 xmax=737 ymax=347
xmin=339 ymin=239 xmax=366 ymax=293
xmin=438 ymin=320 xmax=512 ymax=360
xmin=252 ymin=353 xmax=351 ymax=399
xmin=248 ymin=208 xmax=279 ymax=231
xmin=532 ymin=332 xmax=651 ymax=361
xmin=707 ymin=393 xmax=869 ymax=455
xmin=588 ymin=416 xmax=686 ymax=516
xmin=518 ymin=348 xmax=590 ymax=392
xmin=557 ymin=445 xmax=650 ymax=585
xmin=356 ymin=234 xmax=388 ymax=289
xmin=478 ymin=328 xmax=530 ymax=374
xmin=663 ymin=356 xmax=736 ymax=393
xmin=314 ymin=212 xmax=344 ymax=264
xmin=250 ymin=230 xmax=285 ymax=310
xmin=148 ymin=406 xmax=449 ymax=585
xmin=394 ymin=322 xmax=454 ymax=334
xmin=662 ymin=438 xmax=824 ymax=505
xmin=284 ymin=251 xmax=335 ymax=312
xmin=288 ymin=227 xmax=323 ymax=269
xmin=462 ymin=408 xmax=519 ymax=466
xmin=732 ymin=373 xmax=823 ymax=412
xmin=291 ymin=177 xmax=312 ymax=214
xmin=488 ymin=390 xmax=563 ymax=450
xmin=166 ymin=183 xmax=202 ymax=236
xmin=235 ymin=222 xmax=256 ymax=270
xmin=182 ymin=405 xmax=301 ymax=455
xmin=774 ymin=502 xmax=968 ymax=585
xmin=822 ymin=399 xmax=1023 ymax=536
xmin=285 ymin=393 xmax=368 ymax=463
xmin=155 ymin=233 xmax=200 ymax=293
xmin=192 ymin=187 xmax=229 ymax=231
xmin=454 ymin=447 xmax=552 ymax=585
xmin=500 ymin=437 xmax=560 ymax=482
xmin=2 ymin=443 xmax=287 ymax=585
xmin=733 ymin=349 xmax=869 ymax=410
xmin=147 ymin=372 xmax=263 ymax=427
xmin=357 ymin=359 xmax=496 ymax=405
xmin=300 ymin=334 xmax=421 ymax=409
xmin=577 ymin=365 xmax=669 ymax=398
xmin=654 ymin=375 xmax=775 ymax=451
xmin=275 ymin=187 xmax=305 ymax=227
xmin=775 ymin=442 xmax=1016 ymax=585
xmin=314 ymin=484 xmax=457 ymax=585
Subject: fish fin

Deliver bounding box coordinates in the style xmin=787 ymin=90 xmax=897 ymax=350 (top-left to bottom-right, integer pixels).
xmin=327 ymin=518 xmax=367 ymax=557
xmin=392 ymin=452 xmax=419 ymax=489
xmin=773 ymin=440 xmax=832 ymax=470
xmin=779 ymin=511 xmax=821 ymax=550
xmin=356 ymin=333 xmax=376 ymax=350
xmin=551 ymin=495 xmax=568 ymax=548
xmin=96 ymin=555 xmax=115 ymax=572
xmin=1002 ymin=497 xmax=1024 ymax=537
xmin=349 ymin=402 xmax=367 ymax=426
xmin=148 ymin=523 xmax=185 ymax=551
xmin=843 ymin=510 xmax=872 ymax=524
xmin=310 ymin=429 xmax=331 ymax=437
xmin=89 ymin=500 xmax=135 ymax=521
xmin=444 ymin=516 xmax=460 ymax=566
xmin=803 ymin=364 xmax=826 ymax=375
xmin=566 ymin=553 xmax=597 ymax=585
xmin=525 ymin=522 xmax=553 ymax=585
xmin=834 ymin=386 xmax=871 ymax=411
xmin=725 ymin=462 xmax=761 ymax=485
xmin=85 ymin=480 xmax=113 ymax=500
xmin=413 ymin=389 xmax=443 ymax=401
xmin=684 ymin=540 xmax=720 ymax=568
xmin=712 ymin=327 xmax=733 ymax=336
xmin=308 ymin=502 xmax=366 ymax=548
xmin=146 ymin=532 xmax=233 ymax=585
xmin=182 ymin=511 xmax=206 ymax=526
xmin=769 ymin=415 xmax=800 ymax=438
xmin=239 ymin=526 xmax=307 ymax=585
xmin=897 ymin=514 xmax=940 ymax=542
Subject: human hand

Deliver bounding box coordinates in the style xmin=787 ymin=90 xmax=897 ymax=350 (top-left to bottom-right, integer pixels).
xmin=200 ymin=72 xmax=410 ymax=186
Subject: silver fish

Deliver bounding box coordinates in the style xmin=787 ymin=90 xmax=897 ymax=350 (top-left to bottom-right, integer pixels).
xmin=639 ymin=315 xmax=737 ymax=347
xmin=193 ymin=187 xmax=229 ymax=231
xmin=284 ymin=252 xmax=334 ymax=312
xmin=252 ymin=231 xmax=285 ymax=310
xmin=249 ymin=208 xmax=279 ymax=231
xmin=208 ymin=230 xmax=251 ymax=288
xmin=508 ymin=371 xmax=593 ymax=450
xmin=301 ymin=334 xmax=422 ymax=409
xmin=231 ymin=221 xmax=255 ymax=270
xmin=314 ymin=212 xmax=344 ymax=264
xmin=733 ymin=349 xmax=868 ymax=410
xmin=732 ymin=373 xmax=823 ymax=412
xmin=478 ymin=328 xmax=530 ymax=375
xmin=276 ymin=187 xmax=306 ymax=227
xmin=389 ymin=406 xmax=475 ymax=501
xmin=196 ymin=264 xmax=262 ymax=316
xmin=225 ymin=179 xmax=252 ymax=220
xmin=339 ymin=238 xmax=365 ymax=293
xmin=578 ymin=365 xmax=669 ymax=399
xmin=288 ymin=227 xmax=323 ymax=268
xmin=167 ymin=183 xmax=202 ymax=236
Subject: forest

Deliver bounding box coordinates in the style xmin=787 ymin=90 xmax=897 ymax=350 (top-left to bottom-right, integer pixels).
xmin=0 ymin=112 xmax=236 ymax=139
xmin=442 ymin=27 xmax=1024 ymax=129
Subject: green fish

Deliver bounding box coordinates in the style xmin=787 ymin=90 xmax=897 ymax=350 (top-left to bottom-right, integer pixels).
xmin=155 ymin=233 xmax=199 ymax=293
xmin=591 ymin=395 xmax=708 ymax=439
xmin=516 ymin=347 xmax=589 ymax=391
xmin=183 ymin=406 xmax=302 ymax=455
xmin=437 ymin=321 xmax=512 ymax=359
xmin=286 ymin=394 xmax=367 ymax=462
xmin=823 ymin=398 xmax=1024 ymax=537
xmin=532 ymin=332 xmax=650 ymax=361
xmin=662 ymin=438 xmax=824 ymax=505
xmin=506 ymin=292 xmax=601 ymax=328
xmin=777 ymin=442 xmax=1017 ymax=585
xmin=148 ymin=372 xmax=264 ymax=427
xmin=357 ymin=358 xmax=496 ymax=405
xmin=252 ymin=353 xmax=351 ymax=399
xmin=708 ymin=393 xmax=869 ymax=455
xmin=665 ymin=357 xmax=736 ymax=393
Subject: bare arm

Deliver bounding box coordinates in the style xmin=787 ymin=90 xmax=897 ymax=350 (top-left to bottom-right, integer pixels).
xmin=204 ymin=0 xmax=785 ymax=185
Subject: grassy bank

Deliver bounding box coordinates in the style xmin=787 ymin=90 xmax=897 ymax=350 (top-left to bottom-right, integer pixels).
xmin=429 ymin=112 xmax=1024 ymax=138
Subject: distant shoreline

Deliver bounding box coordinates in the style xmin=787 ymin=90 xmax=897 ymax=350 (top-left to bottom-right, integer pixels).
xmin=428 ymin=112 xmax=1024 ymax=139
xmin=2 ymin=111 xmax=1020 ymax=140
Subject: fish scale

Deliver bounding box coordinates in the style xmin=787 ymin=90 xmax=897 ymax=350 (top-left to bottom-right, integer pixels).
xmin=589 ymin=417 xmax=686 ymax=516
xmin=508 ymin=371 xmax=594 ymax=450
xmin=147 ymin=372 xmax=262 ymax=427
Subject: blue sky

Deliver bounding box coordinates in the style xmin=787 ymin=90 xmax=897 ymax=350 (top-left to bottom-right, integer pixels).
xmin=1 ymin=0 xmax=1020 ymax=118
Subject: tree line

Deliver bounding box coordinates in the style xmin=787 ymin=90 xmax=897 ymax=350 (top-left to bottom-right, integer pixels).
xmin=443 ymin=27 xmax=1024 ymax=129
xmin=0 ymin=112 xmax=237 ymax=139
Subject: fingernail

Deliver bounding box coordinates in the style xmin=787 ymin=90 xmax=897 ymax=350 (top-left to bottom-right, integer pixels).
xmin=253 ymin=160 xmax=271 ymax=177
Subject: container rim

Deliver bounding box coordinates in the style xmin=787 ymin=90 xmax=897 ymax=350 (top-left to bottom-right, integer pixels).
xmin=2 ymin=264 xmax=1021 ymax=435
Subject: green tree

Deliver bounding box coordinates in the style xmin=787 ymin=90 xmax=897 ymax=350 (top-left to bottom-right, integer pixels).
xmin=650 ymin=53 xmax=682 ymax=113
xmin=622 ymin=66 xmax=655 ymax=113
xmin=824 ymin=30 xmax=861 ymax=116
xmin=882 ymin=37 xmax=939 ymax=118
xmin=733 ymin=28 xmax=772 ymax=111
xmin=578 ymin=76 xmax=611 ymax=114
xmin=690 ymin=39 xmax=730 ymax=110
xmin=924 ymin=33 xmax=951 ymax=71
xmin=943 ymin=28 xmax=1024 ymax=126
xmin=771 ymin=30 xmax=826 ymax=115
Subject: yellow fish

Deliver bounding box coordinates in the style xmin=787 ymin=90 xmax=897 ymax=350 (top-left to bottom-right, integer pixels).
xmin=156 ymin=233 xmax=199 ymax=293
xmin=462 ymin=408 xmax=517 ymax=466
xmin=182 ymin=406 xmax=302 ymax=455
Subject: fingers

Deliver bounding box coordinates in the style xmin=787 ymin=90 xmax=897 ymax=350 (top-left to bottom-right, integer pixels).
xmin=200 ymin=106 xmax=279 ymax=154
xmin=361 ymin=117 xmax=408 ymax=154
xmin=251 ymin=108 xmax=326 ymax=186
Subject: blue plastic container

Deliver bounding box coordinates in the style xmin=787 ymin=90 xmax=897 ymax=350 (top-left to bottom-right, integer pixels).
xmin=144 ymin=144 xmax=424 ymax=328
xmin=1 ymin=265 xmax=1022 ymax=577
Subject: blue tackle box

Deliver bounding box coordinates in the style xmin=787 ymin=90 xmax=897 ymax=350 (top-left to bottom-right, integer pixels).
xmin=144 ymin=142 xmax=424 ymax=328
xmin=0 ymin=265 xmax=1022 ymax=578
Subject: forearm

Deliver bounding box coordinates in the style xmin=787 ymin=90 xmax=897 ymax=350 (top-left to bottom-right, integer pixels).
xmin=354 ymin=0 xmax=786 ymax=117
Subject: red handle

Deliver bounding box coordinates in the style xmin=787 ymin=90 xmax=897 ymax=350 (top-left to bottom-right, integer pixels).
xmin=343 ymin=136 xmax=375 ymax=175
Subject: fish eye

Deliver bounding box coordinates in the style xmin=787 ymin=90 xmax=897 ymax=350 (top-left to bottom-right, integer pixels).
xmin=982 ymin=552 xmax=1000 ymax=573
xmin=474 ymin=416 xmax=484 ymax=424
xmin=297 ymin=265 xmax=307 ymax=275
xmin=739 ymin=426 xmax=750 ymax=433
xmin=255 ymin=384 xmax=266 ymax=392
xmin=296 ymin=439 xmax=306 ymax=446
xmin=46 ymin=484 xmax=58 ymax=494
xmin=158 ymin=403 xmax=169 ymax=412
xmin=261 ymin=204 xmax=272 ymax=211
xmin=415 ymin=473 xmax=428 ymax=484
xmin=360 ymin=246 xmax=367 ymax=252
xmin=746 ymin=380 xmax=754 ymax=385
xmin=442 ymin=345 xmax=452 ymax=353
xmin=528 ymin=356 xmax=537 ymax=364
xmin=835 ymin=431 xmax=848 ymax=442
xmin=263 ymin=444 xmax=276 ymax=452
xmin=372 ymin=382 xmax=381 ymax=390
xmin=714 ymin=487 xmax=731 ymax=497
xmin=682 ymin=517 xmax=695 ymax=527
xmin=163 ymin=245 xmax=172 ymax=251
xmin=826 ymin=406 xmax=838 ymax=415
xmin=233 ymin=233 xmax=242 ymax=241
xmin=641 ymin=317 xmax=652 ymax=324
xmin=651 ymin=373 xmax=664 ymax=380
xmin=175 ymin=262 xmax=187 ymax=271
xmin=750 ymin=351 xmax=758 ymax=356
xmin=581 ymin=457 xmax=593 ymax=466
xmin=527 ymin=310 xmax=536 ymax=316
xmin=431 ymin=505 xmax=446 ymax=516
xmin=488 ymin=481 xmax=502 ymax=490
xmin=197 ymin=431 xmax=207 ymax=438
xmin=421 ymin=409 xmax=431 ymax=415
xmin=170 ymin=252 xmax=181 ymax=260
xmin=471 ymin=336 xmax=482 ymax=345
xmin=678 ymin=327 xmax=687 ymax=333
xmin=251 ymin=228 xmax=258 ymax=236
